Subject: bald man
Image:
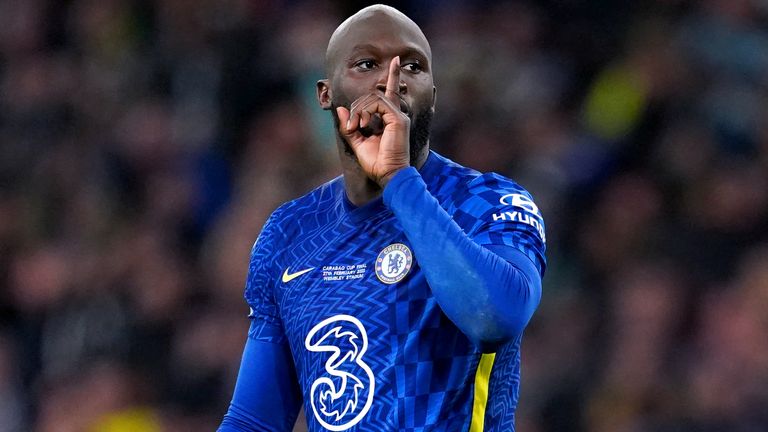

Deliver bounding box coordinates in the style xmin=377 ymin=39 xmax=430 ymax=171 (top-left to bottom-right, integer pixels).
xmin=219 ymin=5 xmax=546 ymax=432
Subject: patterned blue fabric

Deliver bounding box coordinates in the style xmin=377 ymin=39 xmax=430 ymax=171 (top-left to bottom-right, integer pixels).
xmin=245 ymin=151 xmax=545 ymax=431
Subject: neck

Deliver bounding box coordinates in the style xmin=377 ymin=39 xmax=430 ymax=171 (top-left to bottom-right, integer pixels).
xmin=338 ymin=141 xmax=429 ymax=207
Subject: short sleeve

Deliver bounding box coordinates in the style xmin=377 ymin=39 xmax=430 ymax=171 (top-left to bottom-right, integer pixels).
xmin=244 ymin=208 xmax=287 ymax=344
xmin=449 ymin=173 xmax=547 ymax=276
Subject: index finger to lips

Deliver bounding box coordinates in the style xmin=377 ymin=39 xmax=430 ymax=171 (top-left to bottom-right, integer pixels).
xmin=385 ymin=56 xmax=400 ymax=102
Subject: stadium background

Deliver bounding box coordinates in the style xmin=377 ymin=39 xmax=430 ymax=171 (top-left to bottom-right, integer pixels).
xmin=1 ymin=0 xmax=767 ymax=431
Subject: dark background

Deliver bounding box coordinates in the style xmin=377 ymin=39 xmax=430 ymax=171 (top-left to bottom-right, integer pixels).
xmin=1 ymin=0 xmax=767 ymax=431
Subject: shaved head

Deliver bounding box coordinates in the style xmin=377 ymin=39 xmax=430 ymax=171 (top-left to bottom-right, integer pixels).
xmin=325 ymin=4 xmax=432 ymax=77
xmin=317 ymin=4 xmax=436 ymax=165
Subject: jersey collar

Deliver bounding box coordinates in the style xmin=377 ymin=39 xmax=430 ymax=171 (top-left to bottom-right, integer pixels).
xmin=340 ymin=151 xmax=441 ymax=223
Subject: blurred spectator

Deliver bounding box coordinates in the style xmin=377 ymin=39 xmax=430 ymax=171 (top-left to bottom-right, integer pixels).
xmin=1 ymin=0 xmax=767 ymax=430
xmin=0 ymin=331 xmax=25 ymax=431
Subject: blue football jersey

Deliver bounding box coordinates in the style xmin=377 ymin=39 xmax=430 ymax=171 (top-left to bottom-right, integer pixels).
xmin=246 ymin=151 xmax=546 ymax=431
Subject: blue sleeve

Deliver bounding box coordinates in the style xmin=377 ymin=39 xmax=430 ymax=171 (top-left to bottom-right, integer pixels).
xmin=383 ymin=167 xmax=544 ymax=351
xmin=219 ymin=208 xmax=302 ymax=431
xmin=218 ymin=322 xmax=302 ymax=432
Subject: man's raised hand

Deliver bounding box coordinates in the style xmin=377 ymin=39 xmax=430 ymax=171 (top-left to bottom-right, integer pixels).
xmin=336 ymin=56 xmax=410 ymax=188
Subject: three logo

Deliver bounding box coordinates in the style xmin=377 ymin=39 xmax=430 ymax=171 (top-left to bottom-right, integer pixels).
xmin=299 ymin=244 xmax=412 ymax=429
xmin=305 ymin=315 xmax=375 ymax=431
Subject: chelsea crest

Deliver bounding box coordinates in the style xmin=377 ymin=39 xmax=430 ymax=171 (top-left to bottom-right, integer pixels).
xmin=375 ymin=243 xmax=413 ymax=284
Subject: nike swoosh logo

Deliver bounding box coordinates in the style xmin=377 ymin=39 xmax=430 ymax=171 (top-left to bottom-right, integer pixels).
xmin=282 ymin=267 xmax=315 ymax=283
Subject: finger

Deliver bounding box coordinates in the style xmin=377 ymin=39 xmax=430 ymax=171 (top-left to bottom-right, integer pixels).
xmin=360 ymin=109 xmax=371 ymax=128
xmin=349 ymin=94 xmax=377 ymax=128
xmin=360 ymin=95 xmax=402 ymax=120
xmin=354 ymin=94 xmax=401 ymax=118
xmin=336 ymin=106 xmax=359 ymax=134
xmin=350 ymin=93 xmax=377 ymax=115
xmin=385 ymin=56 xmax=401 ymax=103
xmin=350 ymin=93 xmax=405 ymax=138
xmin=336 ymin=106 xmax=350 ymax=131
xmin=348 ymin=109 xmax=359 ymax=132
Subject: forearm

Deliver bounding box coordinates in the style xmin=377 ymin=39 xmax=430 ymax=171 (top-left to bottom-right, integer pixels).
xmin=383 ymin=168 xmax=542 ymax=351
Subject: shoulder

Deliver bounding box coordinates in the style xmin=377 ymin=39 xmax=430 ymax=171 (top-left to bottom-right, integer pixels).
xmin=423 ymin=152 xmax=481 ymax=205
xmin=463 ymin=172 xmax=540 ymax=218
xmin=246 ymin=176 xmax=343 ymax=284
xmin=466 ymin=171 xmax=531 ymax=197
xmin=427 ymin=152 xmax=538 ymax=215
xmin=261 ymin=175 xmax=344 ymax=238
xmin=455 ymin=172 xmax=543 ymax=231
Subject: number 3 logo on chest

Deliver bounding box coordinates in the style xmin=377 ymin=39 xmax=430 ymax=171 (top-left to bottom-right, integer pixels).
xmin=304 ymin=315 xmax=375 ymax=431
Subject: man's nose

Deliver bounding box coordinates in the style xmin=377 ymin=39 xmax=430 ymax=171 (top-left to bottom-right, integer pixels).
xmin=375 ymin=77 xmax=407 ymax=95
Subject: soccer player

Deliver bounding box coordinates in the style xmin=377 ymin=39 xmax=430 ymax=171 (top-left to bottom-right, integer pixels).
xmin=218 ymin=5 xmax=545 ymax=431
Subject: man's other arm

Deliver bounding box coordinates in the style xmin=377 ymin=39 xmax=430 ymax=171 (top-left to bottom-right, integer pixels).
xmin=218 ymin=323 xmax=302 ymax=432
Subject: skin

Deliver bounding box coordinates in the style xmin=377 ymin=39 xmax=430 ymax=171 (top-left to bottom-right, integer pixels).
xmin=316 ymin=5 xmax=436 ymax=206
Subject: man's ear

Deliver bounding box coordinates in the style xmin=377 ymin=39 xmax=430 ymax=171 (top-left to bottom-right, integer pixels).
xmin=317 ymin=79 xmax=332 ymax=110
xmin=431 ymin=86 xmax=437 ymax=113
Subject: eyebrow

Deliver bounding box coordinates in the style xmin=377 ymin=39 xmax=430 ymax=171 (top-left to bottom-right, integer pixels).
xmin=349 ymin=44 xmax=429 ymax=62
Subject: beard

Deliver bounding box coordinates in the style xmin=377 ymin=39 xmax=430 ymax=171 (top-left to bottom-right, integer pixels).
xmin=330 ymin=102 xmax=433 ymax=165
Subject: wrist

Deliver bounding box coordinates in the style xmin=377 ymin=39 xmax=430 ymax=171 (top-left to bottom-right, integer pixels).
xmin=382 ymin=166 xmax=424 ymax=209
xmin=378 ymin=166 xmax=408 ymax=188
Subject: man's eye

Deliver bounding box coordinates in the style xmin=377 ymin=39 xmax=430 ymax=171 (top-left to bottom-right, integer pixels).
xmin=354 ymin=60 xmax=376 ymax=70
xmin=402 ymin=62 xmax=423 ymax=73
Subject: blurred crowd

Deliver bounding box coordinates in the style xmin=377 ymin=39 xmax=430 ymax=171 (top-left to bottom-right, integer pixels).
xmin=1 ymin=0 xmax=767 ymax=431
